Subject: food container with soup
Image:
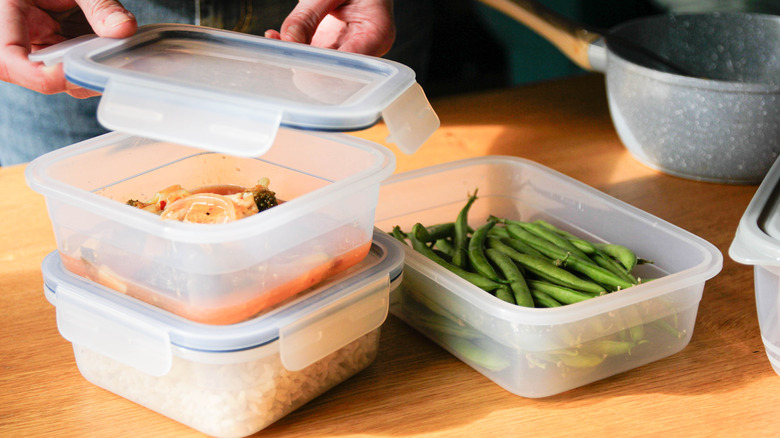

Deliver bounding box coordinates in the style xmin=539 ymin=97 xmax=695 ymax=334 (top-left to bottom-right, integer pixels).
xmin=25 ymin=24 xmax=438 ymax=324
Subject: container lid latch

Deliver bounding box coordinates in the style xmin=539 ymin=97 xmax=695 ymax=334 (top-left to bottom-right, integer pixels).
xmin=382 ymin=83 xmax=440 ymax=155
xmin=278 ymin=275 xmax=390 ymax=371
xmin=55 ymin=281 xmax=173 ymax=377
xmin=98 ymin=79 xmax=283 ymax=157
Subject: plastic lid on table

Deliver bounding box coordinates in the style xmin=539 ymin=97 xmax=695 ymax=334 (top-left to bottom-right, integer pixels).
xmin=730 ymin=157 xmax=780 ymax=266
xmin=42 ymin=230 xmax=405 ymax=376
xmin=29 ymin=24 xmax=439 ymax=157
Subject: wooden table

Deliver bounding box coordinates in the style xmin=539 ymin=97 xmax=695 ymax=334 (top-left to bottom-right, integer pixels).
xmin=1 ymin=74 xmax=772 ymax=437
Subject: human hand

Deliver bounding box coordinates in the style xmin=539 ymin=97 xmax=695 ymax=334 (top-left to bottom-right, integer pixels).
xmin=265 ymin=0 xmax=395 ymax=57
xmin=0 ymin=0 xmax=137 ymax=97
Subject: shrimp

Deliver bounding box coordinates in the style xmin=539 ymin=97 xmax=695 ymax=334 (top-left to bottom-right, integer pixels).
xmin=127 ymin=179 xmax=278 ymax=224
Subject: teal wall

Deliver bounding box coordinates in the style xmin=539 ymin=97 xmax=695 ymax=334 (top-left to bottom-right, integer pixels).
xmin=475 ymin=0 xmax=584 ymax=86
xmin=423 ymin=0 xmax=658 ymax=97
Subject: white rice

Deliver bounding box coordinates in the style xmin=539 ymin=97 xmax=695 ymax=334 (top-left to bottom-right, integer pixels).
xmin=73 ymin=330 xmax=380 ymax=438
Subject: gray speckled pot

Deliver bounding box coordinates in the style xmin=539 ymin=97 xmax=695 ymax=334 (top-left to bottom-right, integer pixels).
xmin=599 ymin=13 xmax=780 ymax=184
xmin=479 ymin=1 xmax=780 ymax=184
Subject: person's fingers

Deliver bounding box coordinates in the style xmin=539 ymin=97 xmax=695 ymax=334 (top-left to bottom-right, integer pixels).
xmin=65 ymin=86 xmax=101 ymax=98
xmin=279 ymin=0 xmax=395 ymax=57
xmin=278 ymin=0 xmax=345 ymax=45
xmin=313 ymin=13 xmax=394 ymax=57
xmin=0 ymin=48 xmax=69 ymax=94
xmin=0 ymin=1 xmax=69 ymax=93
xmin=263 ymin=29 xmax=281 ymax=40
xmin=73 ymin=0 xmax=136 ymax=38
xmin=26 ymin=5 xmax=67 ymax=45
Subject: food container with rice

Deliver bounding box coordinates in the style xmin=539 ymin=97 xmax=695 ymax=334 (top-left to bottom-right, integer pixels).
xmin=375 ymin=156 xmax=722 ymax=397
xmin=25 ymin=24 xmax=438 ymax=324
xmin=41 ymin=230 xmax=404 ymax=438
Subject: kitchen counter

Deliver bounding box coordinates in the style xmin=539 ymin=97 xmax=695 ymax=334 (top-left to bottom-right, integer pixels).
xmin=1 ymin=74 xmax=772 ymax=437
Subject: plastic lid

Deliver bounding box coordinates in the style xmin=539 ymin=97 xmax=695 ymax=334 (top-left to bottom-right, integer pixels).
xmin=42 ymin=230 xmax=404 ymax=376
xmin=29 ymin=24 xmax=439 ymax=156
xmin=730 ymin=157 xmax=780 ymax=266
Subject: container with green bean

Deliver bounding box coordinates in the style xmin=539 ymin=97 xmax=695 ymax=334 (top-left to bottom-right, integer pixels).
xmin=375 ymin=156 xmax=722 ymax=397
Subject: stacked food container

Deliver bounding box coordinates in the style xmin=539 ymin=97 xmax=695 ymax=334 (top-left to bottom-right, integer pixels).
xmin=40 ymin=231 xmax=403 ymax=437
xmin=26 ymin=24 xmax=436 ymax=437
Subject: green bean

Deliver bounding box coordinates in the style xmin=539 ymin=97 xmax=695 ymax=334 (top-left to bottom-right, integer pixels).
xmin=533 ymin=219 xmax=597 ymax=254
xmin=591 ymin=250 xmax=638 ymax=285
xmin=411 ymin=222 xmax=433 ymax=242
xmin=488 ymin=238 xmax=605 ymax=294
xmin=503 ymin=224 xmax=635 ymax=289
xmin=486 ymin=248 xmax=534 ymax=307
xmin=452 ymin=191 xmax=478 ymax=269
xmin=504 ymin=222 xmax=583 ymax=260
xmin=445 ymin=336 xmax=510 ymax=371
xmin=651 ymin=319 xmax=686 ymax=339
xmin=548 ymin=350 xmax=606 ymax=368
xmin=567 ymin=238 xmax=598 ymax=255
xmin=624 ymin=305 xmax=646 ymax=342
xmin=497 ymin=235 xmax=548 ymax=260
xmin=390 ymin=226 xmax=408 ymax=245
xmin=434 ymin=238 xmax=455 ymax=257
xmin=579 ymin=340 xmax=642 ymax=356
xmin=530 ymin=289 xmax=563 ymax=308
xmin=515 ymin=220 xmax=590 ymax=260
xmin=415 ymin=312 xmax=482 ymax=340
xmin=561 ymin=256 xmax=635 ymax=291
xmin=595 ymin=243 xmax=638 ymax=273
xmin=507 ymin=222 xmax=635 ymax=288
xmin=468 ymin=219 xmax=501 ymax=281
xmin=424 ymin=222 xmax=456 ymax=242
xmin=433 ymin=249 xmax=453 ymax=263
xmin=494 ymin=286 xmax=516 ymax=304
xmin=403 ymin=288 xmax=460 ymax=323
xmin=527 ymin=280 xmax=596 ymax=305
xmin=409 ymin=223 xmax=503 ymax=292
xmin=487 ymin=226 xmax=511 ymax=239
xmin=553 ymin=325 xmax=579 ymax=346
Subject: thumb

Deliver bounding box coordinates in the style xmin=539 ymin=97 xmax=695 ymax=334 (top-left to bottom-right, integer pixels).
xmin=74 ymin=0 xmax=137 ymax=38
xmin=279 ymin=0 xmax=342 ymax=44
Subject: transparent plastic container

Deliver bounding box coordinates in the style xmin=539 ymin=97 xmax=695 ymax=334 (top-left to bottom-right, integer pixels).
xmin=27 ymin=129 xmax=394 ymax=324
xmin=375 ymin=156 xmax=722 ymax=397
xmin=26 ymin=23 xmax=439 ymax=325
xmin=42 ymin=231 xmax=404 ymax=438
xmin=730 ymin=157 xmax=780 ymax=375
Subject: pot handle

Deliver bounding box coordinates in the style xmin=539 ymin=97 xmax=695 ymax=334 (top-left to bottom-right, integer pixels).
xmin=477 ymin=0 xmax=603 ymax=72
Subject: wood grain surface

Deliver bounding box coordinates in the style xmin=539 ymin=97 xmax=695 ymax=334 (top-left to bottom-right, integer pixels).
xmin=1 ymin=74 xmax=773 ymax=437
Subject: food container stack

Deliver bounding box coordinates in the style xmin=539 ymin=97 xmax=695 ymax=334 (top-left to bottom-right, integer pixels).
xmin=25 ymin=23 xmax=435 ymax=435
xmin=41 ymin=231 xmax=404 ymax=438
xmin=26 ymin=128 xmax=396 ymax=324
xmin=731 ymin=157 xmax=780 ymax=375
xmin=375 ymin=156 xmax=722 ymax=397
